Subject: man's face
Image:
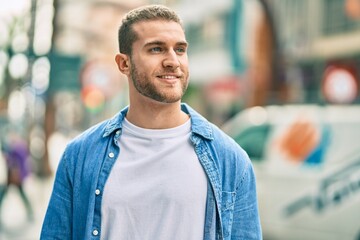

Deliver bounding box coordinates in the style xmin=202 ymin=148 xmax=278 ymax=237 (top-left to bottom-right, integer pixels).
xmin=128 ymin=20 xmax=189 ymax=104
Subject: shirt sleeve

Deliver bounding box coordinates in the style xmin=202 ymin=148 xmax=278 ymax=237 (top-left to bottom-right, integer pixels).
xmin=231 ymin=158 xmax=262 ymax=239
xmin=40 ymin=147 xmax=73 ymax=239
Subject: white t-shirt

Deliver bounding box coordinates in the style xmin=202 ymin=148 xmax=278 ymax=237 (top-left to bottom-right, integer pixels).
xmin=101 ymin=118 xmax=208 ymax=240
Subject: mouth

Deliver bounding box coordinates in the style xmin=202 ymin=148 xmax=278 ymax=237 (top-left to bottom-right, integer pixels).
xmin=156 ymin=74 xmax=181 ymax=83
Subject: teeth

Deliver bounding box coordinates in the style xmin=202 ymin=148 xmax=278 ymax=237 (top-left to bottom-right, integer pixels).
xmin=160 ymin=75 xmax=177 ymax=79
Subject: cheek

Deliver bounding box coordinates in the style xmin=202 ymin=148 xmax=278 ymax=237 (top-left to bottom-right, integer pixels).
xmin=134 ymin=63 xmax=152 ymax=75
xmin=180 ymin=57 xmax=189 ymax=70
xmin=140 ymin=60 xmax=160 ymax=73
xmin=181 ymin=63 xmax=189 ymax=75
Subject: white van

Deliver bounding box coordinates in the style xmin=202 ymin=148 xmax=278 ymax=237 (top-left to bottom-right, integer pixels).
xmin=222 ymin=104 xmax=360 ymax=240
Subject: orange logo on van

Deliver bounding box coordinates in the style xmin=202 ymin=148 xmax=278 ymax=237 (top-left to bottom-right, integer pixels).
xmin=278 ymin=119 xmax=320 ymax=163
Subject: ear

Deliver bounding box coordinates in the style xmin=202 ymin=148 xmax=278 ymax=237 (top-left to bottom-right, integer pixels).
xmin=115 ymin=53 xmax=130 ymax=75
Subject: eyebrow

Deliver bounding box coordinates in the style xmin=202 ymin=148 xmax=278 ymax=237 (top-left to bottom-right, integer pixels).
xmin=144 ymin=40 xmax=188 ymax=48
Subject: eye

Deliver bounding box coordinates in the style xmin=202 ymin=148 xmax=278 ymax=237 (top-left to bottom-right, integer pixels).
xmin=175 ymin=47 xmax=186 ymax=54
xmin=150 ymin=47 xmax=162 ymax=53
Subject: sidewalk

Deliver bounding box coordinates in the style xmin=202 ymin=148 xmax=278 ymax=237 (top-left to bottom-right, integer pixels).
xmin=0 ymin=175 xmax=53 ymax=240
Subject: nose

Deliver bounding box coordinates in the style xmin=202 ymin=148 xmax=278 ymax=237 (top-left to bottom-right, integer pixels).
xmin=162 ymin=50 xmax=180 ymax=69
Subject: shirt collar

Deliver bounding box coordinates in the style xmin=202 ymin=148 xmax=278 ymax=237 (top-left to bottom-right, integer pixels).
xmin=102 ymin=103 xmax=213 ymax=141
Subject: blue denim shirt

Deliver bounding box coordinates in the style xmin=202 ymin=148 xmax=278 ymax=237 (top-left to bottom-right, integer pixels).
xmin=41 ymin=103 xmax=262 ymax=240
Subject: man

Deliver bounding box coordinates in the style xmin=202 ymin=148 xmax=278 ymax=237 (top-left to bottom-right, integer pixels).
xmin=0 ymin=131 xmax=33 ymax=223
xmin=41 ymin=5 xmax=262 ymax=240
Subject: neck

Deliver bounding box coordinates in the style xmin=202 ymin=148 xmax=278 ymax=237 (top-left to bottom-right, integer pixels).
xmin=126 ymin=100 xmax=189 ymax=129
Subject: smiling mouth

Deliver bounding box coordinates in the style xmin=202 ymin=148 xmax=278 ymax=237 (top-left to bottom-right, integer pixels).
xmin=157 ymin=75 xmax=181 ymax=84
xmin=157 ymin=75 xmax=180 ymax=79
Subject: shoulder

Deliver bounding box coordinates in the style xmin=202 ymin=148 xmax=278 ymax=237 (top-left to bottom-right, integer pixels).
xmin=62 ymin=116 xmax=116 ymax=161
xmin=184 ymin=102 xmax=249 ymax=163
xmin=209 ymin=122 xmax=250 ymax=164
xmin=69 ymin=120 xmax=108 ymax=148
xmin=206 ymin=122 xmax=254 ymax=191
xmin=66 ymin=109 xmax=125 ymax=150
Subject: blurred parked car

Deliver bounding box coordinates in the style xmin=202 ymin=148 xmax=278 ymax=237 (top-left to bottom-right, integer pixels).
xmin=222 ymin=104 xmax=360 ymax=240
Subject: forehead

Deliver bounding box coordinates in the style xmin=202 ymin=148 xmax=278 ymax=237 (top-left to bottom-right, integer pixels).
xmin=132 ymin=20 xmax=186 ymax=45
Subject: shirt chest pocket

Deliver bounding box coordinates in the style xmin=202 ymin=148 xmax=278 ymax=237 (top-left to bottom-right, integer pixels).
xmin=221 ymin=191 xmax=236 ymax=239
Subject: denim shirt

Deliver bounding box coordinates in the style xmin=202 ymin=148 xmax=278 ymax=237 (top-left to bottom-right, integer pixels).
xmin=41 ymin=103 xmax=262 ymax=240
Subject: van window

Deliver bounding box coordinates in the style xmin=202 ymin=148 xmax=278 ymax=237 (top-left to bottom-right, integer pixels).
xmin=234 ymin=124 xmax=270 ymax=161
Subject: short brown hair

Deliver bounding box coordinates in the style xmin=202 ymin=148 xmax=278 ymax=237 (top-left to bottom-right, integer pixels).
xmin=118 ymin=5 xmax=183 ymax=55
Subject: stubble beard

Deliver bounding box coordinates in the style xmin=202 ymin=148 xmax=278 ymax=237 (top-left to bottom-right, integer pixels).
xmin=130 ymin=59 xmax=189 ymax=103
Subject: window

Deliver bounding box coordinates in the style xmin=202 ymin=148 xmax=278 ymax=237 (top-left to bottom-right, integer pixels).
xmin=234 ymin=125 xmax=270 ymax=161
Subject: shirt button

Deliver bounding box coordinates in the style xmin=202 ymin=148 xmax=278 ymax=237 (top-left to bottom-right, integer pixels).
xmin=108 ymin=152 xmax=115 ymax=158
xmin=92 ymin=229 xmax=99 ymax=236
xmin=95 ymin=189 xmax=101 ymax=195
